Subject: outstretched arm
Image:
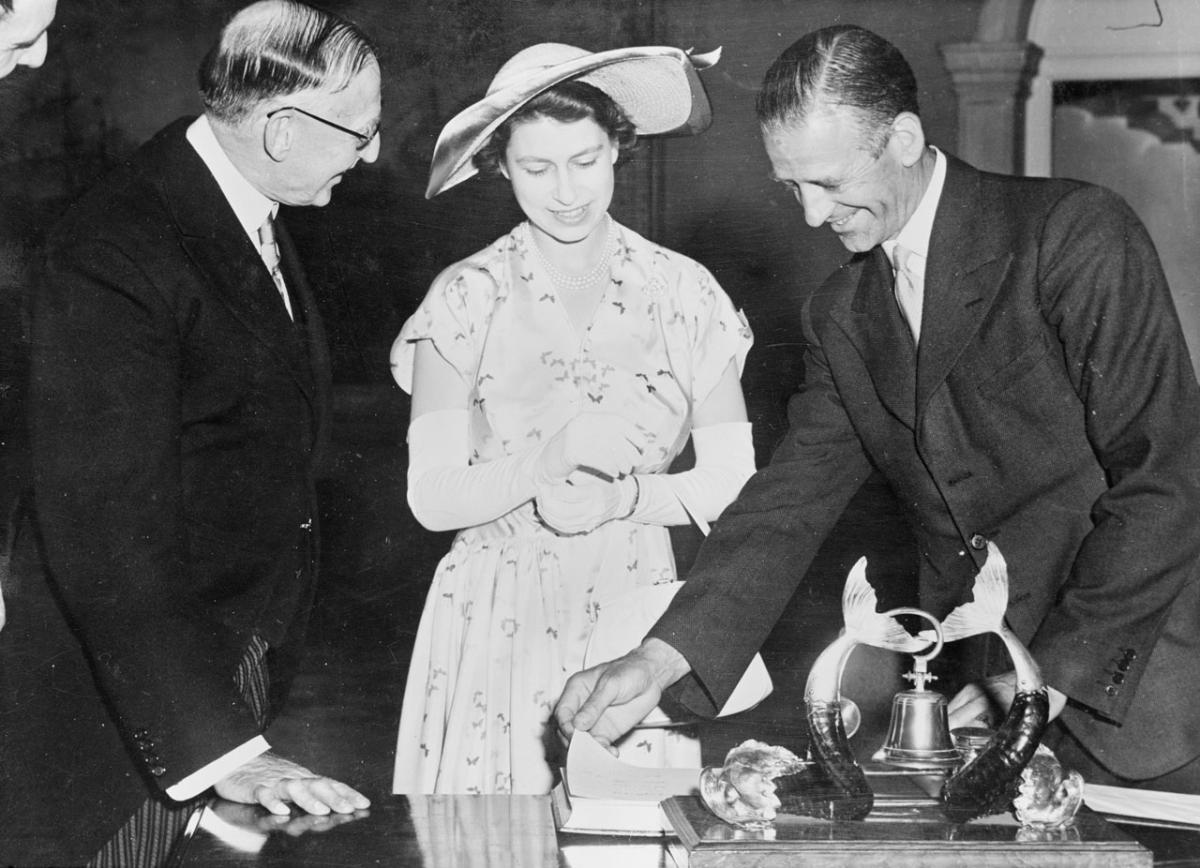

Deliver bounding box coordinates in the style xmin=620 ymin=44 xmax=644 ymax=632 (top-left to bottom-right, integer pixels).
xmin=554 ymin=638 xmax=692 ymax=751
xmin=32 ymin=237 xmax=266 ymax=792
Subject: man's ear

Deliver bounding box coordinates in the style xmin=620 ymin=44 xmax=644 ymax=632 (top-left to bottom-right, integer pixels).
xmin=888 ymin=112 xmax=927 ymax=168
xmin=263 ymin=113 xmax=293 ymax=162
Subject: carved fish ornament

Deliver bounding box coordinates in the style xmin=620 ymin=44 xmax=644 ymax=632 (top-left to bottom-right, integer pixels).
xmin=777 ymin=544 xmax=1050 ymax=823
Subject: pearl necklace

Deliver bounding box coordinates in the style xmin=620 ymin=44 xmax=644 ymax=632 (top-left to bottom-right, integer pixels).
xmin=531 ymin=221 xmax=615 ymax=291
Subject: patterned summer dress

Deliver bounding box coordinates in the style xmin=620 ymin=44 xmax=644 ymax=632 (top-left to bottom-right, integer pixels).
xmin=390 ymin=219 xmax=752 ymax=794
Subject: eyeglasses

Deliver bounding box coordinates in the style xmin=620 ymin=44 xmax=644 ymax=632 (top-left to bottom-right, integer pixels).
xmin=266 ymin=105 xmax=378 ymax=151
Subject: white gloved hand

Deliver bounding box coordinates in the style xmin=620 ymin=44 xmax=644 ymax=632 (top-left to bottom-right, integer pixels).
xmin=535 ymin=413 xmax=647 ymax=484
xmin=535 ymin=471 xmax=638 ymax=535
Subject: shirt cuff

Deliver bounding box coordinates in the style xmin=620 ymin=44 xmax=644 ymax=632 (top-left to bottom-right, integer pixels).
xmin=166 ymin=735 xmax=271 ymax=801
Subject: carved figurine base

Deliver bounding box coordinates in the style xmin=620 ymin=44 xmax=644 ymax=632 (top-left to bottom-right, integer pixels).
xmin=699 ymin=739 xmax=807 ymax=829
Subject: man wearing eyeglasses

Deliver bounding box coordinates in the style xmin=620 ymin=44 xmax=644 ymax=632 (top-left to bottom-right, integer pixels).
xmin=5 ymin=1 xmax=379 ymax=863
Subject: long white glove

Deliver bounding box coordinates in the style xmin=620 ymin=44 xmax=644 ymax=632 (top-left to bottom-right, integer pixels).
xmin=535 ymin=421 xmax=754 ymax=536
xmin=406 ymin=410 xmax=648 ymax=533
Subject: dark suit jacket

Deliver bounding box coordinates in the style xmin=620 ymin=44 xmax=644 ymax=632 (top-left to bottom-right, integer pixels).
xmin=651 ymin=155 xmax=1200 ymax=781
xmin=0 ymin=117 xmax=331 ymax=864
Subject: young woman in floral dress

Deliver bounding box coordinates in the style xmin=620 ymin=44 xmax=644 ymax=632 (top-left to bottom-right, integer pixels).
xmin=391 ymin=42 xmax=754 ymax=795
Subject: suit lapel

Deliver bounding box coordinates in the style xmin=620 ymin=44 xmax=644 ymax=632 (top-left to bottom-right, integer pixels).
xmin=842 ymin=247 xmax=918 ymax=429
xmin=275 ymin=217 xmax=331 ymax=446
xmin=151 ymin=123 xmax=320 ymax=411
xmin=915 ymin=157 xmax=1013 ymax=419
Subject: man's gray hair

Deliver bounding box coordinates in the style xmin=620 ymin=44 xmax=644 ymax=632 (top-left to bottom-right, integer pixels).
xmin=199 ymin=0 xmax=377 ymax=124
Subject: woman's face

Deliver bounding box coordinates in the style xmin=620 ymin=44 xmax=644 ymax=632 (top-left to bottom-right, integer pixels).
xmin=501 ymin=114 xmax=618 ymax=247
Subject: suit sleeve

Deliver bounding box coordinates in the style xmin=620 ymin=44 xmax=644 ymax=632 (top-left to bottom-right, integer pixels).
xmin=1029 ymin=186 xmax=1200 ymax=723
xmin=648 ymin=292 xmax=873 ymax=715
xmin=31 ymin=234 xmax=263 ymax=793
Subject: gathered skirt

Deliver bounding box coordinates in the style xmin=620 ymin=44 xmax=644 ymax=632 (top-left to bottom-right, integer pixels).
xmin=392 ymin=504 xmax=700 ymax=794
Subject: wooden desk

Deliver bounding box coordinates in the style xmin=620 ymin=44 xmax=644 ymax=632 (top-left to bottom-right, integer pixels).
xmin=171 ymin=795 xmax=1199 ymax=867
xmin=172 ymin=795 xmax=667 ymax=867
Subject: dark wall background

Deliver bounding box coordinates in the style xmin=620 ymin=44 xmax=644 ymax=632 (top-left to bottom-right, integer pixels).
xmin=0 ymin=0 xmax=984 ymax=755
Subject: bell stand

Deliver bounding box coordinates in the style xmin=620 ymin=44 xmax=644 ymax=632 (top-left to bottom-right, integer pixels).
xmin=876 ymin=607 xmax=962 ymax=771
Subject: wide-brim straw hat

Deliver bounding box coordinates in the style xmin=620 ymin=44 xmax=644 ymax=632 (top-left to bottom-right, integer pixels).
xmin=425 ymin=42 xmax=721 ymax=198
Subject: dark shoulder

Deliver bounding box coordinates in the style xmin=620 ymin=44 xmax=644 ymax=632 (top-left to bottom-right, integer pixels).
xmin=49 ymin=118 xmax=196 ymax=250
xmin=974 ymin=164 xmax=1134 ymax=233
xmin=937 ymin=154 xmax=1143 ymax=263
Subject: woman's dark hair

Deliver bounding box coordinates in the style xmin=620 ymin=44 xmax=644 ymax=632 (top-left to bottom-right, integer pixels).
xmin=473 ymin=80 xmax=638 ymax=176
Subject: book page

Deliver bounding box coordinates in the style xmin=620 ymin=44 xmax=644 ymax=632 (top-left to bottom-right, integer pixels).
xmin=1085 ymin=783 xmax=1200 ymax=828
xmin=567 ymin=732 xmax=701 ymax=801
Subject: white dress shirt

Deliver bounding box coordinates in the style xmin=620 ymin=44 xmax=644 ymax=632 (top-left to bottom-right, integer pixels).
xmin=882 ymin=147 xmax=948 ymax=344
xmin=186 ymin=116 xmax=293 ymax=319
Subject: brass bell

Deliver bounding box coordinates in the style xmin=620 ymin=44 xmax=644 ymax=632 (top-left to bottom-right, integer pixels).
xmin=879 ymin=655 xmax=959 ymax=769
xmin=878 ymin=608 xmax=959 ymax=770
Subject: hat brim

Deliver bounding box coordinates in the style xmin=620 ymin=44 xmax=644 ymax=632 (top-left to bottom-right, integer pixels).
xmin=426 ymin=45 xmax=717 ymax=199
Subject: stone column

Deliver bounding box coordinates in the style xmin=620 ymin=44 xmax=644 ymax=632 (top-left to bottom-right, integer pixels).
xmin=940 ymin=41 xmax=1043 ymax=175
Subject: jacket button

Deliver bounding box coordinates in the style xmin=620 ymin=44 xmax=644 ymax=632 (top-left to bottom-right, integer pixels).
xmin=1112 ymin=672 xmax=1125 ymax=684
xmin=149 ymin=765 xmax=167 ymax=777
xmin=968 ymin=533 xmax=987 ymax=550
xmin=1105 ymin=685 xmax=1119 ymax=697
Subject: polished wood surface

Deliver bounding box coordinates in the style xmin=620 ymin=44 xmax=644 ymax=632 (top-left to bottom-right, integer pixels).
xmin=174 ymin=795 xmax=673 ymax=868
xmin=170 ymin=794 xmax=1200 ymax=867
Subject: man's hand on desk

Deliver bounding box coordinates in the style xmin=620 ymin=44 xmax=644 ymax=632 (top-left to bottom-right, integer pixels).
xmin=211 ymin=799 xmax=368 ymax=837
xmin=214 ymin=751 xmax=371 ymax=817
xmin=947 ymin=670 xmax=1067 ymax=730
xmin=554 ymin=638 xmax=691 ymax=752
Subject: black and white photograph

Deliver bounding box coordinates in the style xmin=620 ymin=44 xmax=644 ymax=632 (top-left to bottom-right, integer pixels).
xmin=1 ymin=1 xmax=1198 ymax=865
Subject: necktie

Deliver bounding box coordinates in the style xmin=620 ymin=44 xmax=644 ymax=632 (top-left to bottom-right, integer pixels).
xmin=257 ymin=217 xmax=294 ymax=320
xmin=891 ymin=243 xmax=922 ymax=344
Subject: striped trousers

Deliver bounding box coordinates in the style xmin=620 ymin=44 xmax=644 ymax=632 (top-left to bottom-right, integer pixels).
xmin=89 ymin=635 xmax=270 ymax=868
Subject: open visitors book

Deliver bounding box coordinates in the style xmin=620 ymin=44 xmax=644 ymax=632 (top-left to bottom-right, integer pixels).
xmin=552 ymin=582 xmax=773 ymax=835
xmin=551 ymin=731 xmax=702 ymax=835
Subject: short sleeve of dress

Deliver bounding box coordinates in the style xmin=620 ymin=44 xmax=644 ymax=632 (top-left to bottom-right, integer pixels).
xmin=389 ymin=262 xmax=500 ymax=394
xmin=672 ymin=257 xmax=754 ymax=407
